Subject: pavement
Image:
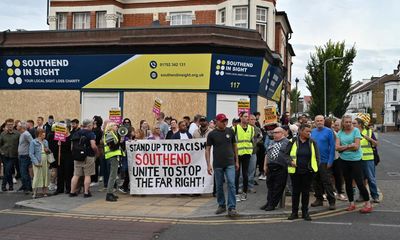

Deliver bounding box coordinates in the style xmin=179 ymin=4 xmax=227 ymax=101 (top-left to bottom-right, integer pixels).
xmin=14 ymin=179 xmax=352 ymax=219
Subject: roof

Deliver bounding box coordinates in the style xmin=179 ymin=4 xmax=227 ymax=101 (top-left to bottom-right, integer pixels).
xmin=0 ymin=25 xmax=275 ymax=62
xmin=276 ymin=11 xmax=293 ymax=34
xmin=352 ymin=74 xmax=400 ymax=93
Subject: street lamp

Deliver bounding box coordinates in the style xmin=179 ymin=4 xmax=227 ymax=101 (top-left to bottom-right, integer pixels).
xmin=295 ymin=78 xmax=299 ymax=118
xmin=324 ymin=57 xmax=345 ymax=117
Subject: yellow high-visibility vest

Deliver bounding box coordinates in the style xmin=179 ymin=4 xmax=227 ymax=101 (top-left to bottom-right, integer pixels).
xmin=288 ymin=139 xmax=318 ymax=174
xmin=361 ymin=129 xmax=374 ymax=161
xmin=103 ymin=131 xmax=123 ymax=160
xmin=235 ymin=124 xmax=254 ymax=156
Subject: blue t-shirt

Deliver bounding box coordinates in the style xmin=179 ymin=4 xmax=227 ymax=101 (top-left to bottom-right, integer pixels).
xmin=311 ymin=127 xmax=335 ymax=165
xmin=337 ymin=128 xmax=362 ymax=161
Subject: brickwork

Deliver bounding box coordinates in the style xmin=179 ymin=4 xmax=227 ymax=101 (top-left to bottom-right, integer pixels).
xmin=90 ymin=11 xmax=96 ymax=29
xmin=122 ymin=13 xmax=153 ymax=27
xmin=193 ymin=10 xmax=216 ymax=24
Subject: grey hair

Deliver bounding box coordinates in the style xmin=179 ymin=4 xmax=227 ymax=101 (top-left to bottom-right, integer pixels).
xmin=82 ymin=119 xmax=93 ymax=127
xmin=19 ymin=121 xmax=28 ymax=129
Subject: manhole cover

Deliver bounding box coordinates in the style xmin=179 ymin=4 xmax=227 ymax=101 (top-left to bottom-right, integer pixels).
xmin=387 ymin=172 xmax=400 ymax=177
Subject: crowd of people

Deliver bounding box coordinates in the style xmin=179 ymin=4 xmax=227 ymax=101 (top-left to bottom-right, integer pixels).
xmin=0 ymin=111 xmax=380 ymax=219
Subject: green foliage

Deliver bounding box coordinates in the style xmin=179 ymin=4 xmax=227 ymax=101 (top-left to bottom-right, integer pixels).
xmin=290 ymin=88 xmax=300 ymax=116
xmin=305 ymin=40 xmax=356 ymax=117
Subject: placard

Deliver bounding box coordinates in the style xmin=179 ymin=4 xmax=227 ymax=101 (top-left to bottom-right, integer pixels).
xmin=152 ymin=98 xmax=162 ymax=115
xmin=264 ymin=106 xmax=278 ymax=124
xmin=54 ymin=123 xmax=67 ymax=142
xmin=126 ymin=139 xmax=213 ymax=194
xmin=109 ymin=108 xmax=122 ymax=124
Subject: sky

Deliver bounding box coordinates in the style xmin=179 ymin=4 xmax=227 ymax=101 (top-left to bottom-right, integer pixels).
xmin=0 ymin=0 xmax=399 ymax=96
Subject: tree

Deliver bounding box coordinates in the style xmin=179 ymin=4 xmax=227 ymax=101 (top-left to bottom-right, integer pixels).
xmin=305 ymin=40 xmax=356 ymax=117
xmin=290 ymin=88 xmax=300 ymax=117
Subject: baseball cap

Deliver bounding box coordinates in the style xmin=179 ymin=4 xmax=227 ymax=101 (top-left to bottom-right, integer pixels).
xmin=216 ymin=113 xmax=228 ymax=122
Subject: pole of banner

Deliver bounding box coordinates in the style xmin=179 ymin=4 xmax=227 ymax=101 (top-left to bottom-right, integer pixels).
xmin=57 ymin=140 xmax=61 ymax=166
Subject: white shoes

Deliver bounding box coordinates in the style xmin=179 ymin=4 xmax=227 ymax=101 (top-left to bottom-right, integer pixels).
xmin=258 ymin=174 xmax=267 ymax=180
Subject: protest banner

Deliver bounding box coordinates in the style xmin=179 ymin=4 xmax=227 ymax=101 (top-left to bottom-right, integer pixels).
xmin=54 ymin=123 xmax=67 ymax=142
xmin=264 ymin=106 xmax=278 ymax=124
xmin=237 ymin=99 xmax=250 ymax=115
xmin=109 ymin=108 xmax=122 ymax=124
xmin=152 ymin=98 xmax=162 ymax=115
xmin=126 ymin=139 xmax=213 ymax=194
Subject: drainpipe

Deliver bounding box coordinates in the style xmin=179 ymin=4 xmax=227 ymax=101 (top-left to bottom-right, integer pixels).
xmin=248 ymin=0 xmax=251 ymax=29
xmin=47 ymin=0 xmax=50 ymax=25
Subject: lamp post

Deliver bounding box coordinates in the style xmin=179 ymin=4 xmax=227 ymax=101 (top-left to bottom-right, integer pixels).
xmin=324 ymin=57 xmax=345 ymax=117
xmin=295 ymin=78 xmax=299 ymax=118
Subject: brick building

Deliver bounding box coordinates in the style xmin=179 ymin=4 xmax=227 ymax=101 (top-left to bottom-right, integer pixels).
xmin=0 ymin=1 xmax=295 ymax=125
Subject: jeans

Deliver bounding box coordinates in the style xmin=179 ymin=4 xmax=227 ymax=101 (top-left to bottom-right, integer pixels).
xmin=2 ymin=157 xmax=16 ymax=189
xmin=248 ymin=154 xmax=257 ymax=189
xmin=18 ymin=155 xmax=32 ymax=191
xmin=107 ymin=156 xmax=119 ymax=194
xmin=362 ymin=160 xmax=379 ymax=199
xmin=341 ymin=160 xmax=370 ymax=202
xmin=313 ymin=163 xmax=336 ymax=204
xmin=100 ymin=155 xmax=110 ymax=188
xmin=214 ymin=165 xmax=236 ymax=210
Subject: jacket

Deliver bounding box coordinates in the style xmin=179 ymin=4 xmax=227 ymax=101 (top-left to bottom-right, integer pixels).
xmin=29 ymin=139 xmax=49 ymax=165
xmin=285 ymin=137 xmax=320 ymax=174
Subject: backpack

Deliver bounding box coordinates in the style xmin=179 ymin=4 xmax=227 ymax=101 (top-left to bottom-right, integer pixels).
xmin=71 ymin=132 xmax=88 ymax=161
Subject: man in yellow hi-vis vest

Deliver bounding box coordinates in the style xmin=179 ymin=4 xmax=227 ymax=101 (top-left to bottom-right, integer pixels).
xmin=103 ymin=122 xmax=124 ymax=202
xmin=234 ymin=112 xmax=254 ymax=202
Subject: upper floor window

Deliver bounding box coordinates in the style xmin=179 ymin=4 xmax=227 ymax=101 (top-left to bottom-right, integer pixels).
xmin=219 ymin=8 xmax=226 ymax=25
xmin=234 ymin=6 xmax=248 ymax=28
xmin=394 ymin=89 xmax=398 ymax=101
xmin=256 ymin=7 xmax=267 ymax=40
xmin=96 ymin=11 xmax=107 ymax=28
xmin=115 ymin=12 xmax=123 ymax=28
xmin=56 ymin=12 xmax=67 ymax=30
xmin=170 ymin=12 xmax=193 ymax=26
xmin=73 ymin=12 xmax=90 ymax=29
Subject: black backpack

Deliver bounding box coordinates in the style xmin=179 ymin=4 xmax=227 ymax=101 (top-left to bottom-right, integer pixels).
xmin=71 ymin=132 xmax=88 ymax=161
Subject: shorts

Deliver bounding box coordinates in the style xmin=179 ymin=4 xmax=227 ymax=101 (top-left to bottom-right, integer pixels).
xmin=74 ymin=156 xmax=95 ymax=177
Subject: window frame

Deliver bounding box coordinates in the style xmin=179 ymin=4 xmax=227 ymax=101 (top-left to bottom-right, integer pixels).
xmin=256 ymin=6 xmax=268 ymax=40
xmin=73 ymin=12 xmax=90 ymax=30
xmin=169 ymin=12 xmax=193 ymax=26
xmin=96 ymin=11 xmax=107 ymax=29
xmin=219 ymin=8 xmax=226 ymax=25
xmin=56 ymin=12 xmax=67 ymax=30
xmin=393 ymin=88 xmax=398 ymax=101
xmin=233 ymin=6 xmax=248 ymax=28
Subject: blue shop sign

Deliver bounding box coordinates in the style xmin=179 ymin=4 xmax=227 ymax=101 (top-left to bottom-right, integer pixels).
xmin=209 ymin=54 xmax=263 ymax=93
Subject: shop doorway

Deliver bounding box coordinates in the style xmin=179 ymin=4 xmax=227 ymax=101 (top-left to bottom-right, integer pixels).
xmin=216 ymin=94 xmax=250 ymax=126
xmin=81 ymin=92 xmax=120 ymax=122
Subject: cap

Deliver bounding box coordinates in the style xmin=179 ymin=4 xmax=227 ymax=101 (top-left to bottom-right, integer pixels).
xmin=216 ymin=113 xmax=228 ymax=122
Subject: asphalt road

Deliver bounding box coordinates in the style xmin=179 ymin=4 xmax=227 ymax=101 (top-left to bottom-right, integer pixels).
xmin=0 ymin=132 xmax=399 ymax=240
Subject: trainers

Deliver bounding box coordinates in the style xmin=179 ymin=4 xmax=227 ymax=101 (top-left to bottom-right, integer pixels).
xmin=228 ymin=209 xmax=238 ymax=217
xmin=346 ymin=204 xmax=356 ymax=211
xmin=258 ymin=174 xmax=267 ymax=180
xmin=360 ymin=206 xmax=372 ymax=214
xmin=13 ymin=178 xmax=17 ymax=184
xmin=311 ymin=199 xmax=323 ymax=207
xmin=236 ymin=194 xmax=241 ymax=202
xmin=215 ymin=206 xmax=227 ymax=215
xmin=323 ymin=194 xmax=327 ymax=201
xmin=337 ymin=194 xmax=348 ymax=201
xmin=90 ymin=182 xmax=99 ymax=187
xmin=240 ymin=193 xmax=247 ymax=201
xmin=371 ymin=198 xmax=380 ymax=203
xmin=118 ymin=187 xmax=128 ymax=194
xmin=288 ymin=213 xmax=299 ymax=220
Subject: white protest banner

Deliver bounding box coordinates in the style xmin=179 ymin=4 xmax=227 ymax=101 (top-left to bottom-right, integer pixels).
xmin=126 ymin=139 xmax=213 ymax=195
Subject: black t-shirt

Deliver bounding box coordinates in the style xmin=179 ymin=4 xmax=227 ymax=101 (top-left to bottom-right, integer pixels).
xmin=296 ymin=139 xmax=312 ymax=174
xmin=206 ymin=127 xmax=236 ymax=168
xmin=73 ymin=129 xmax=96 ymax=157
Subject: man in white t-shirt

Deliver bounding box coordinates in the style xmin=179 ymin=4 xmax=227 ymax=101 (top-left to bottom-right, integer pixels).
xmin=172 ymin=121 xmax=193 ymax=139
xmin=188 ymin=114 xmax=202 ymax=135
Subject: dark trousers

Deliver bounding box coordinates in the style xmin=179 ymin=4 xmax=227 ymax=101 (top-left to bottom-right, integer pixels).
xmin=100 ymin=155 xmax=109 ymax=188
xmin=14 ymin=157 xmax=21 ymax=178
xmin=2 ymin=157 xmax=16 ymax=189
xmin=291 ymin=172 xmax=313 ymax=214
xmin=332 ymin=158 xmax=344 ymax=194
xmin=18 ymin=155 xmax=32 ymax=191
xmin=256 ymin=144 xmax=265 ymax=174
xmin=266 ymin=165 xmax=287 ymax=208
xmin=313 ymin=163 xmax=336 ymax=204
xmin=341 ymin=160 xmax=370 ymax=202
xmin=235 ymin=154 xmax=251 ymax=194
xmin=57 ymin=159 xmax=74 ymax=193
xmin=91 ymin=156 xmax=100 ymax=183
